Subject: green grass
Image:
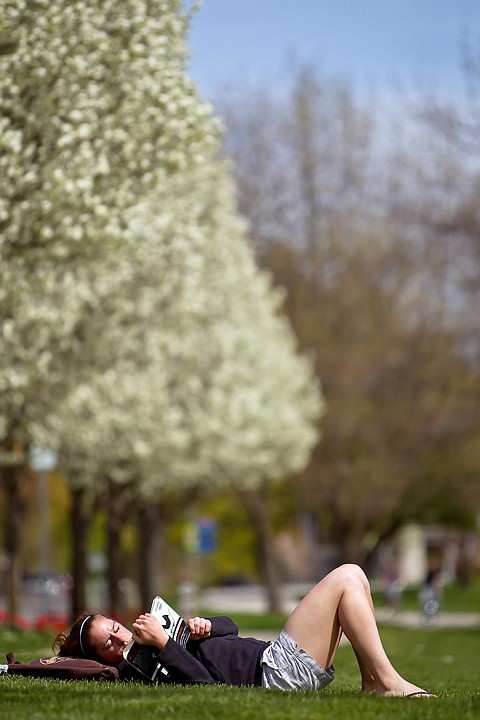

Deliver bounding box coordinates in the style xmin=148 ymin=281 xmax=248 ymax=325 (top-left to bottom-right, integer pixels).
xmin=206 ymin=610 xmax=289 ymax=631
xmin=372 ymin=578 xmax=480 ymax=613
xmin=204 ymin=578 xmax=480 ymax=631
xmin=1 ymin=625 xmax=479 ymax=719
xmin=0 ymin=626 xmax=54 ymax=658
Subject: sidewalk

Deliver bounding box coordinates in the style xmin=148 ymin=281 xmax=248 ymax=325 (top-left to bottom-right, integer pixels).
xmin=374 ymin=607 xmax=480 ymax=629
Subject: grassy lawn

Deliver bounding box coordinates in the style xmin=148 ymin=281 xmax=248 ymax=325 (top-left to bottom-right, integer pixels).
xmin=372 ymin=578 xmax=480 ymax=613
xmin=1 ymin=624 xmax=479 ymax=719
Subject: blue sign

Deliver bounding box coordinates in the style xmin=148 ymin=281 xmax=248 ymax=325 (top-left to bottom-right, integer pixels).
xmin=197 ymin=519 xmax=217 ymax=555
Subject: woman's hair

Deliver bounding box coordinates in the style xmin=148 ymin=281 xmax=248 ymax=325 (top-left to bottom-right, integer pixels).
xmin=53 ymin=613 xmax=102 ymax=660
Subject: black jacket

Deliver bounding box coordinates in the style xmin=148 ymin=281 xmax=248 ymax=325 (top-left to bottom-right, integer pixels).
xmin=119 ymin=616 xmax=270 ymax=687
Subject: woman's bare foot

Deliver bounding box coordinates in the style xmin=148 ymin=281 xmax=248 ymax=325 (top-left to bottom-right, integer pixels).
xmin=362 ymin=671 xmax=435 ymax=697
xmin=380 ymin=680 xmax=436 ymax=697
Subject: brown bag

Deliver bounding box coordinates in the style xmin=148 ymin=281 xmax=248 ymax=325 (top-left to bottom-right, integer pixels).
xmin=5 ymin=652 xmax=119 ymax=681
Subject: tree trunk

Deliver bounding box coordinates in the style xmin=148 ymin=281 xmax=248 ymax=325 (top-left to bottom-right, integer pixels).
xmin=106 ymin=477 xmax=127 ymax=615
xmin=3 ymin=463 xmax=25 ymax=622
xmin=71 ymin=486 xmax=89 ymax=621
xmin=137 ymin=503 xmax=160 ymax=608
xmin=239 ymin=485 xmax=282 ymax=613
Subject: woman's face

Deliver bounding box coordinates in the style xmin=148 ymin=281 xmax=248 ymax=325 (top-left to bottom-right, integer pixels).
xmin=89 ymin=616 xmax=132 ymax=665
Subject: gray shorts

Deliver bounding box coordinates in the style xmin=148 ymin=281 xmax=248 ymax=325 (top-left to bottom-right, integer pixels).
xmin=260 ymin=629 xmax=335 ymax=691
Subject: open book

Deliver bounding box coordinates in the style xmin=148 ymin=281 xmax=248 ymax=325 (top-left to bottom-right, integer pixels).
xmin=123 ymin=596 xmax=190 ymax=681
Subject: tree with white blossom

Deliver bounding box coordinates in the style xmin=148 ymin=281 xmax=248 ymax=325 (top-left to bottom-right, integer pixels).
xmin=0 ymin=0 xmax=218 ymax=616
xmin=0 ymin=0 xmax=324 ymax=617
xmin=49 ymin=156 xmax=323 ymax=612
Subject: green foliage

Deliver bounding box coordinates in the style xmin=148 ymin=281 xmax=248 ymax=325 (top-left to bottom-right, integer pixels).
xmin=194 ymin=490 xmax=259 ymax=583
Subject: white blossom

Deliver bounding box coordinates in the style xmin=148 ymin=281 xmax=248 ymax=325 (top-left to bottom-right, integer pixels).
xmin=1 ymin=0 xmax=324 ymax=504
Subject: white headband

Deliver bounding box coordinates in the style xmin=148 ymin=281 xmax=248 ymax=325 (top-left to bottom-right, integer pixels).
xmin=79 ymin=615 xmax=92 ymax=657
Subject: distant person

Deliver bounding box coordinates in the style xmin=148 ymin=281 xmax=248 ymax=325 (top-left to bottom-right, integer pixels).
xmin=380 ymin=555 xmax=403 ymax=613
xmin=419 ymin=564 xmax=443 ymax=621
xmin=54 ymin=564 xmax=435 ymax=697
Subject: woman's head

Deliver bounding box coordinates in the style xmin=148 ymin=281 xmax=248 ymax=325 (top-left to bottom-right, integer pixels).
xmin=53 ymin=613 xmax=132 ymax=665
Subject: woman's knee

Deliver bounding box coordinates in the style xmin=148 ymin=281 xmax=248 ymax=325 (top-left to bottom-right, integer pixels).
xmin=330 ymin=564 xmax=370 ymax=591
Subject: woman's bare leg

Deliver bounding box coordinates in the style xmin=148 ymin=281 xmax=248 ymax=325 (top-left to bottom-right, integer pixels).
xmin=283 ymin=564 xmax=432 ymax=696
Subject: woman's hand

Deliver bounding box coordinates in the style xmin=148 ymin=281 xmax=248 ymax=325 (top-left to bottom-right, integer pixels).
xmin=188 ymin=616 xmax=212 ymax=641
xmin=132 ymin=613 xmax=169 ymax=650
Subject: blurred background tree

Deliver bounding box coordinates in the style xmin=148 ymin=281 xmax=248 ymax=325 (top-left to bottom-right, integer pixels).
xmin=216 ymin=63 xmax=480 ymax=568
xmin=0 ymin=0 xmax=323 ymax=619
xmin=0 ymin=0 xmax=217 ymax=617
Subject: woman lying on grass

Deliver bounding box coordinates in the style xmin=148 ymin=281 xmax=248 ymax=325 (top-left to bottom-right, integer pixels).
xmin=54 ymin=564 xmax=435 ymax=697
